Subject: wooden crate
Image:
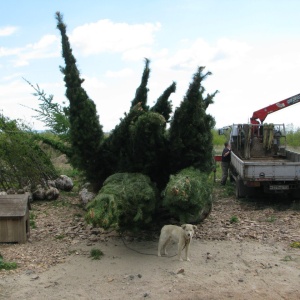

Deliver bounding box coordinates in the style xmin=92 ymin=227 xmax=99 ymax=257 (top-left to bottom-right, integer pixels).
xmin=0 ymin=193 xmax=31 ymax=243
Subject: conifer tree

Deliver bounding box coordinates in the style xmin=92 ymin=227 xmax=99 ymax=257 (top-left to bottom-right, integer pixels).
xmin=168 ymin=66 xmax=218 ymax=174
xmin=104 ymin=102 xmax=145 ymax=173
xmin=55 ymin=12 xmax=104 ymax=188
xmin=131 ymin=58 xmax=150 ymax=111
xmin=150 ymin=81 xmax=175 ymax=123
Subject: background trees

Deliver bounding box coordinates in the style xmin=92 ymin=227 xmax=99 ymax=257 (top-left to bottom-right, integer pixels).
xmin=0 ymin=116 xmax=57 ymax=191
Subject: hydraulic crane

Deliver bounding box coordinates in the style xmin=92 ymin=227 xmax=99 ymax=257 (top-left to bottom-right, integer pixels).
xmin=250 ymin=93 xmax=300 ymax=125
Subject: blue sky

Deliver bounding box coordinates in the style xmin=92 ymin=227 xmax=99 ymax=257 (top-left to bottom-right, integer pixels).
xmin=1 ymin=0 xmax=300 ymax=132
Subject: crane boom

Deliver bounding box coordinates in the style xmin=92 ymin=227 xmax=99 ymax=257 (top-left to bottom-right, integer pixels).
xmin=250 ymin=93 xmax=300 ymax=124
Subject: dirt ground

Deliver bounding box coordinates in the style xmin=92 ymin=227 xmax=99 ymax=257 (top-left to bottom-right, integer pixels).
xmin=1 ymin=186 xmax=300 ymax=300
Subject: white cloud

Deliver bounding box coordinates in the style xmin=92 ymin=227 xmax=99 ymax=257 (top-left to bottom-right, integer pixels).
xmin=2 ymin=72 xmax=23 ymax=81
xmin=105 ymin=68 xmax=134 ymax=78
xmin=70 ymin=19 xmax=161 ymax=56
xmin=0 ymin=34 xmax=60 ymax=67
xmin=12 ymin=34 xmax=60 ymax=67
xmin=0 ymin=46 xmax=23 ymax=58
xmin=122 ymin=47 xmax=154 ymax=61
xmin=141 ymin=37 xmax=300 ymax=130
xmin=2 ymin=18 xmax=300 ymax=132
xmin=81 ymin=75 xmax=106 ymax=90
xmin=0 ymin=26 xmax=18 ymax=36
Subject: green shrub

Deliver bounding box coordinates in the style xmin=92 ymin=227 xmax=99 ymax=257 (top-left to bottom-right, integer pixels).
xmin=162 ymin=167 xmax=213 ymax=223
xmin=90 ymin=248 xmax=104 ymax=260
xmin=0 ymin=255 xmax=17 ymax=270
xmin=212 ymin=129 xmax=227 ymax=146
xmin=85 ymin=173 xmax=158 ymax=231
xmin=230 ymin=215 xmax=239 ymax=223
xmin=290 ymin=241 xmax=300 ymax=248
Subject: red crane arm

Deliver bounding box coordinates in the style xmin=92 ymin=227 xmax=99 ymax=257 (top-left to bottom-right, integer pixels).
xmin=250 ymin=93 xmax=300 ymax=124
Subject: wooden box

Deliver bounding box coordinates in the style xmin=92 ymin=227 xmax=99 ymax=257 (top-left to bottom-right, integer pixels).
xmin=0 ymin=193 xmax=31 ymax=243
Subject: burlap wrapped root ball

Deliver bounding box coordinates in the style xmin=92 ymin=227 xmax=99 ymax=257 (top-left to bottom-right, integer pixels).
xmin=85 ymin=173 xmax=158 ymax=231
xmin=163 ymin=167 xmax=213 ymax=223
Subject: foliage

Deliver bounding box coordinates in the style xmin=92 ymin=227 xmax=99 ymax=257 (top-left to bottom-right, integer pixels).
xmin=0 ymin=254 xmax=17 ymax=270
xmin=286 ymin=127 xmax=300 ymax=147
xmin=266 ymin=215 xmax=276 ymax=223
xmin=56 ymin=12 xmax=105 ymax=190
xmin=131 ymin=58 xmax=150 ymax=111
xmin=127 ymin=111 xmax=169 ymax=188
xmin=23 ymin=78 xmax=70 ymax=139
xmin=150 ymin=81 xmax=175 ymax=123
xmin=30 ymin=212 xmax=37 ymax=228
xmin=85 ymin=173 xmax=158 ymax=231
xmin=104 ymin=102 xmax=145 ymax=175
xmin=212 ymin=128 xmax=227 ymax=146
xmin=52 ymin=13 xmax=218 ymax=229
xmin=162 ymin=167 xmax=213 ymax=223
xmin=90 ymin=248 xmax=104 ymax=260
xmin=168 ymin=67 xmax=218 ymax=174
xmin=290 ymin=241 xmax=300 ymax=248
xmin=0 ymin=115 xmax=57 ymax=190
xmin=35 ymin=132 xmax=73 ymax=158
xmin=230 ymin=215 xmax=239 ymax=223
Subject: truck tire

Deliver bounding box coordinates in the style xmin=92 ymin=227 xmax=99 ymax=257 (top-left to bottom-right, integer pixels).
xmin=289 ymin=189 xmax=300 ymax=200
xmin=235 ymin=177 xmax=247 ymax=199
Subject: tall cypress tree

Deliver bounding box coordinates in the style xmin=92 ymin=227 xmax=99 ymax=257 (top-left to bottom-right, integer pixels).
xmin=55 ymin=12 xmax=104 ymax=188
xmin=105 ymin=102 xmax=145 ymax=173
xmin=150 ymin=81 xmax=175 ymax=123
xmin=168 ymin=66 xmax=218 ymax=174
xmin=131 ymin=58 xmax=150 ymax=111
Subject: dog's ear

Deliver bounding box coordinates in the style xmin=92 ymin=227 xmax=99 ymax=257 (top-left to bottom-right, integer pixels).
xmin=193 ymin=225 xmax=197 ymax=230
xmin=181 ymin=224 xmax=186 ymax=229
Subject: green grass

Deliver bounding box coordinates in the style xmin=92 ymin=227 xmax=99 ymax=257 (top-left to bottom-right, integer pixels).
xmin=30 ymin=212 xmax=37 ymax=229
xmin=90 ymin=248 xmax=104 ymax=260
xmin=266 ymin=215 xmax=276 ymax=223
xmin=282 ymin=255 xmax=293 ymax=262
xmin=230 ymin=215 xmax=239 ymax=223
xmin=290 ymin=241 xmax=300 ymax=248
xmin=50 ymin=199 xmax=72 ymax=208
xmin=55 ymin=234 xmax=65 ymax=240
xmin=0 ymin=255 xmax=17 ymax=270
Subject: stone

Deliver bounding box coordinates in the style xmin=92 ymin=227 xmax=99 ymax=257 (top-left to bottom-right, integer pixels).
xmin=55 ymin=175 xmax=73 ymax=191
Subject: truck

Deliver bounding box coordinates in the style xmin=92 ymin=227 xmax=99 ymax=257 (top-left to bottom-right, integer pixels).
xmin=218 ymin=93 xmax=300 ymax=199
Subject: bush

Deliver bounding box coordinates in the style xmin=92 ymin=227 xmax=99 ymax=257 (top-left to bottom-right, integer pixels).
xmin=162 ymin=167 xmax=213 ymax=223
xmin=85 ymin=173 xmax=158 ymax=231
xmin=0 ymin=255 xmax=17 ymax=270
xmin=90 ymin=248 xmax=104 ymax=260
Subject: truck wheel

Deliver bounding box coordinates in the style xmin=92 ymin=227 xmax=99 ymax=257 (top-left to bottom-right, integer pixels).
xmin=289 ymin=189 xmax=300 ymax=200
xmin=236 ymin=177 xmax=247 ymax=199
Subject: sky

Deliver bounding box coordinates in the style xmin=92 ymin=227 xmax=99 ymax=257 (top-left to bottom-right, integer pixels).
xmin=1 ymin=0 xmax=300 ymax=132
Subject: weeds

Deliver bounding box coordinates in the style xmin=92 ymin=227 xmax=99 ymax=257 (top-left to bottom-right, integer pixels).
xmin=290 ymin=241 xmax=300 ymax=248
xmin=90 ymin=248 xmax=104 ymax=260
xmin=30 ymin=212 xmax=37 ymax=229
xmin=282 ymin=255 xmax=293 ymax=262
xmin=0 ymin=255 xmax=17 ymax=270
xmin=74 ymin=213 xmax=82 ymax=218
xmin=230 ymin=215 xmax=239 ymax=223
xmin=266 ymin=215 xmax=276 ymax=223
xmin=51 ymin=199 xmax=71 ymax=208
xmin=55 ymin=234 xmax=65 ymax=240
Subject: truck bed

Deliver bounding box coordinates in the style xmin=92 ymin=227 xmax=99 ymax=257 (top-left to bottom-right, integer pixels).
xmin=231 ymin=150 xmax=300 ymax=181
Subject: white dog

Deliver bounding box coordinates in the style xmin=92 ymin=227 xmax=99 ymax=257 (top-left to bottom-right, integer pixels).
xmin=157 ymin=224 xmax=197 ymax=261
